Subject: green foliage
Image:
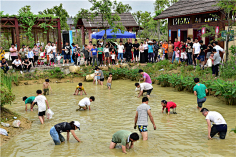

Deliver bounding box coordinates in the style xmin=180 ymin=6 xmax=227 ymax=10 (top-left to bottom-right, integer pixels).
xmin=49 ymin=67 xmax=65 ymax=79
xmin=230 ymin=127 xmax=236 ymax=133
xmin=39 ymin=3 xmax=69 ymax=30
xmin=74 ymin=0 xmax=132 ymax=44
xmin=1 ymin=71 xmax=17 ymax=106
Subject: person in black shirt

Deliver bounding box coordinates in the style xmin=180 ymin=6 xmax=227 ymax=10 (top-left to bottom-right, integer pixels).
xmin=198 ymin=40 xmax=207 ymax=69
xmin=22 ymin=58 xmax=32 ymax=72
xmin=124 ymin=40 xmax=133 ymax=62
xmin=153 ymin=40 xmax=159 ymax=62
xmin=186 ymin=37 xmax=193 ymax=65
xmin=50 ymin=121 xmax=81 ymax=145
xmin=132 ymin=39 xmax=140 ymax=63
xmin=62 ymin=42 xmax=72 ymax=66
xmin=206 ymin=44 xmax=213 ymax=65
xmin=0 ymin=58 xmax=9 ymax=73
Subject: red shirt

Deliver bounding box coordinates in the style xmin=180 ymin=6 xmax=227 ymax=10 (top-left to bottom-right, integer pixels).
xmin=163 ymin=101 xmax=177 ymax=112
xmin=174 ymin=41 xmax=181 ymax=51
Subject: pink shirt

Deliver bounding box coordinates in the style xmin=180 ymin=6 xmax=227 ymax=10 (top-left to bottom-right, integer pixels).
xmin=9 ymin=47 xmax=17 ymax=56
xmin=163 ymin=101 xmax=177 ymax=112
xmin=175 ymin=50 xmax=180 ymax=58
xmin=143 ymin=72 xmax=152 ymax=84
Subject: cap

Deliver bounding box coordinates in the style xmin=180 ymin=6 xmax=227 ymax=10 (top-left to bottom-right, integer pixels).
xmin=74 ymin=121 xmax=80 ymax=130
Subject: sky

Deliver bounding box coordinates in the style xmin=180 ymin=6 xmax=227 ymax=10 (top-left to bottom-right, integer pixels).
xmin=1 ymin=0 xmax=156 ymax=17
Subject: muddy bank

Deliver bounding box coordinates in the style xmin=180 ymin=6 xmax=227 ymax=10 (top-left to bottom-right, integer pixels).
xmin=1 ymin=107 xmax=32 ymax=146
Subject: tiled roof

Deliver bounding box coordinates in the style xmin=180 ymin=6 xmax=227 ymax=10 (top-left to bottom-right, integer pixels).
xmin=81 ymin=13 xmax=138 ymax=28
xmin=154 ymin=0 xmax=220 ymax=20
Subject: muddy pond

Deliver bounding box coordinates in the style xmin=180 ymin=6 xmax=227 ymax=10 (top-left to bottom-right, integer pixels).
xmin=2 ymin=80 xmax=236 ymax=156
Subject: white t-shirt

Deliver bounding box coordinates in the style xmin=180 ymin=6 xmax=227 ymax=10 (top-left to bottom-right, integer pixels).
xmin=213 ymin=45 xmax=224 ymax=55
xmin=33 ymin=95 xmax=47 ymax=112
xmin=205 ymin=111 xmax=227 ymax=125
xmin=78 ymin=97 xmax=91 ymax=107
xmin=12 ymin=60 xmax=22 ymax=66
xmin=51 ymin=46 xmax=56 ymax=53
xmin=143 ymin=44 xmax=148 ymax=50
xmin=117 ymin=45 xmax=124 ymax=53
xmin=104 ymin=48 xmax=109 ymax=53
xmin=45 ymin=45 xmax=52 ymax=55
xmin=111 ymin=54 xmax=116 ymax=59
xmin=193 ymin=42 xmax=201 ymax=54
xmin=140 ymin=83 xmax=153 ymax=91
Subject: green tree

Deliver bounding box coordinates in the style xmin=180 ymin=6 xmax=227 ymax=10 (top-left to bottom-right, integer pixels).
xmin=201 ymin=0 xmax=236 ymax=62
xmin=39 ymin=3 xmax=69 ymax=30
xmin=132 ymin=11 xmax=142 ymax=37
xmin=74 ymin=0 xmax=132 ymax=47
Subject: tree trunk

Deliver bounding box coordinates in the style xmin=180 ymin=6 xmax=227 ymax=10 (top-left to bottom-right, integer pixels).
xmin=157 ymin=20 xmax=160 ymax=40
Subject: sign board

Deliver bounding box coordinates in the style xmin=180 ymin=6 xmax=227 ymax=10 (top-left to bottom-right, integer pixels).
xmin=169 ymin=30 xmax=171 ymax=37
xmin=178 ymin=29 xmax=180 ymax=37
xmin=221 ymin=30 xmax=234 ymax=41
xmin=202 ymin=27 xmax=206 ymax=35
xmin=215 ymin=26 xmax=219 ymax=35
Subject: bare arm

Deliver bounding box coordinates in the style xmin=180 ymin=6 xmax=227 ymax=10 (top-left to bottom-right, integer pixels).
xmin=147 ymin=109 xmax=156 ymax=130
xmin=194 ymin=91 xmax=197 ymax=96
xmin=70 ymin=130 xmax=81 ymax=142
xmin=143 ymin=78 xmax=146 ymax=82
xmin=67 ymin=131 xmax=70 ymax=141
xmin=206 ymin=119 xmax=212 ymax=139
xmin=129 ymin=141 xmax=134 ymax=149
xmin=137 ymin=90 xmax=143 ymax=98
xmin=205 ymin=89 xmax=208 ymax=94
xmin=89 ymin=106 xmax=91 ymax=110
xmin=45 ymin=100 xmax=50 ymax=109
xmin=122 ymin=145 xmax=127 ymax=154
xmin=134 ymin=111 xmax=138 ymax=128
xmin=83 ymin=90 xmax=87 ymax=95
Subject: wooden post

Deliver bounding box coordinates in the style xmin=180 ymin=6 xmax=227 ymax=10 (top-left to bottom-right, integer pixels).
xmin=11 ymin=28 xmax=15 ymax=44
xmin=34 ymin=29 xmax=37 ymax=44
xmin=81 ymin=26 xmax=85 ymax=46
xmin=53 ymin=30 xmax=55 ymax=43
xmin=47 ymin=29 xmax=50 ymax=43
xmin=57 ymin=18 xmax=62 ymax=54
xmin=88 ymin=28 xmax=92 ymax=41
xmin=15 ymin=18 xmax=20 ymax=51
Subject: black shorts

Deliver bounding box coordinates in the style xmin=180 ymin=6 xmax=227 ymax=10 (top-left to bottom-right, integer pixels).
xmin=134 ymin=52 xmax=139 ymax=57
xmin=100 ymin=78 xmax=104 ymax=81
xmin=38 ymin=111 xmax=46 ymax=116
xmin=85 ymin=57 xmax=89 ymax=61
xmin=143 ymin=88 xmax=153 ymax=95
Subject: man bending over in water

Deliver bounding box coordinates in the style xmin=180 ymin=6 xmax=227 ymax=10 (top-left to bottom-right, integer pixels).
xmin=73 ymin=83 xmax=87 ymax=95
xmin=76 ymin=96 xmax=95 ymax=111
xmin=23 ymin=96 xmax=36 ymax=111
xmin=43 ymin=79 xmax=52 ymax=95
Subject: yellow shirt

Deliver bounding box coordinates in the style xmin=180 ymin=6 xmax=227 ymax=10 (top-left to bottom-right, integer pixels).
xmin=76 ymin=86 xmax=84 ymax=91
xmin=0 ymin=49 xmax=5 ymax=60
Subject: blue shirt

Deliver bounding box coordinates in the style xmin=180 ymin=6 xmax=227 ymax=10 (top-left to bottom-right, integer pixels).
xmin=28 ymin=51 xmax=34 ymax=58
xmin=91 ymin=48 xmax=97 ymax=56
xmin=148 ymin=45 xmax=153 ymax=53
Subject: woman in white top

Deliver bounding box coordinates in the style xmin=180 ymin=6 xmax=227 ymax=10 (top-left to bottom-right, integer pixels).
xmin=103 ymin=44 xmax=110 ymax=66
xmin=51 ymin=42 xmax=57 ymax=63
xmin=143 ymin=41 xmax=148 ymax=63
xmin=139 ymin=42 xmax=145 ymax=63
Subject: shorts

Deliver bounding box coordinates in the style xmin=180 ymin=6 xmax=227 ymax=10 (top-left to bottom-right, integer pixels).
xmin=44 ymin=88 xmax=49 ymax=95
xmin=105 ymin=52 xmax=109 ymax=58
xmin=143 ymin=88 xmax=153 ymax=95
xmin=134 ymin=52 xmax=139 ymax=57
xmin=211 ymin=124 xmax=227 ymax=139
xmin=100 ymin=78 xmax=104 ymax=81
xmin=197 ymin=55 xmax=205 ymax=61
xmin=79 ymin=105 xmax=88 ymax=109
xmin=64 ymin=54 xmax=70 ymax=60
xmin=107 ymin=83 xmax=111 ymax=88
xmin=138 ymin=125 xmax=148 ymax=132
xmin=197 ymin=97 xmax=206 ymax=108
xmin=38 ymin=111 xmax=46 ymax=116
xmin=85 ymin=57 xmax=89 ymax=61
xmin=118 ymin=53 xmax=123 ymax=60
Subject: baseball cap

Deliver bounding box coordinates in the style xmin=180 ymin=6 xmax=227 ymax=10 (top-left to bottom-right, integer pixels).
xmin=74 ymin=121 xmax=80 ymax=130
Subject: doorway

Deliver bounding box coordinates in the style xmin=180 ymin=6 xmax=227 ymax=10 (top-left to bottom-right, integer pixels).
xmin=171 ymin=31 xmax=177 ymax=43
xmin=193 ymin=30 xmax=201 ymax=41
xmin=180 ymin=30 xmax=187 ymax=42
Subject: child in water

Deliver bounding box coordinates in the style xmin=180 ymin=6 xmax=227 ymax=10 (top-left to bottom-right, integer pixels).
xmin=76 ymin=96 xmax=95 ymax=111
xmin=161 ymin=100 xmax=177 ymax=115
xmin=43 ymin=79 xmax=52 ymax=95
xmin=107 ymin=73 xmax=112 ymax=89
xmin=73 ymin=83 xmax=87 ymax=95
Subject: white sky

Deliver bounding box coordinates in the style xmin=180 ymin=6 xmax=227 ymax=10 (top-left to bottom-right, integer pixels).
xmin=1 ymin=0 xmax=156 ymax=17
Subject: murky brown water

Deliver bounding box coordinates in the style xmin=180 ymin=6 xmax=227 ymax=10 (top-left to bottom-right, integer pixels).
xmin=1 ymin=80 xmax=236 ymax=156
